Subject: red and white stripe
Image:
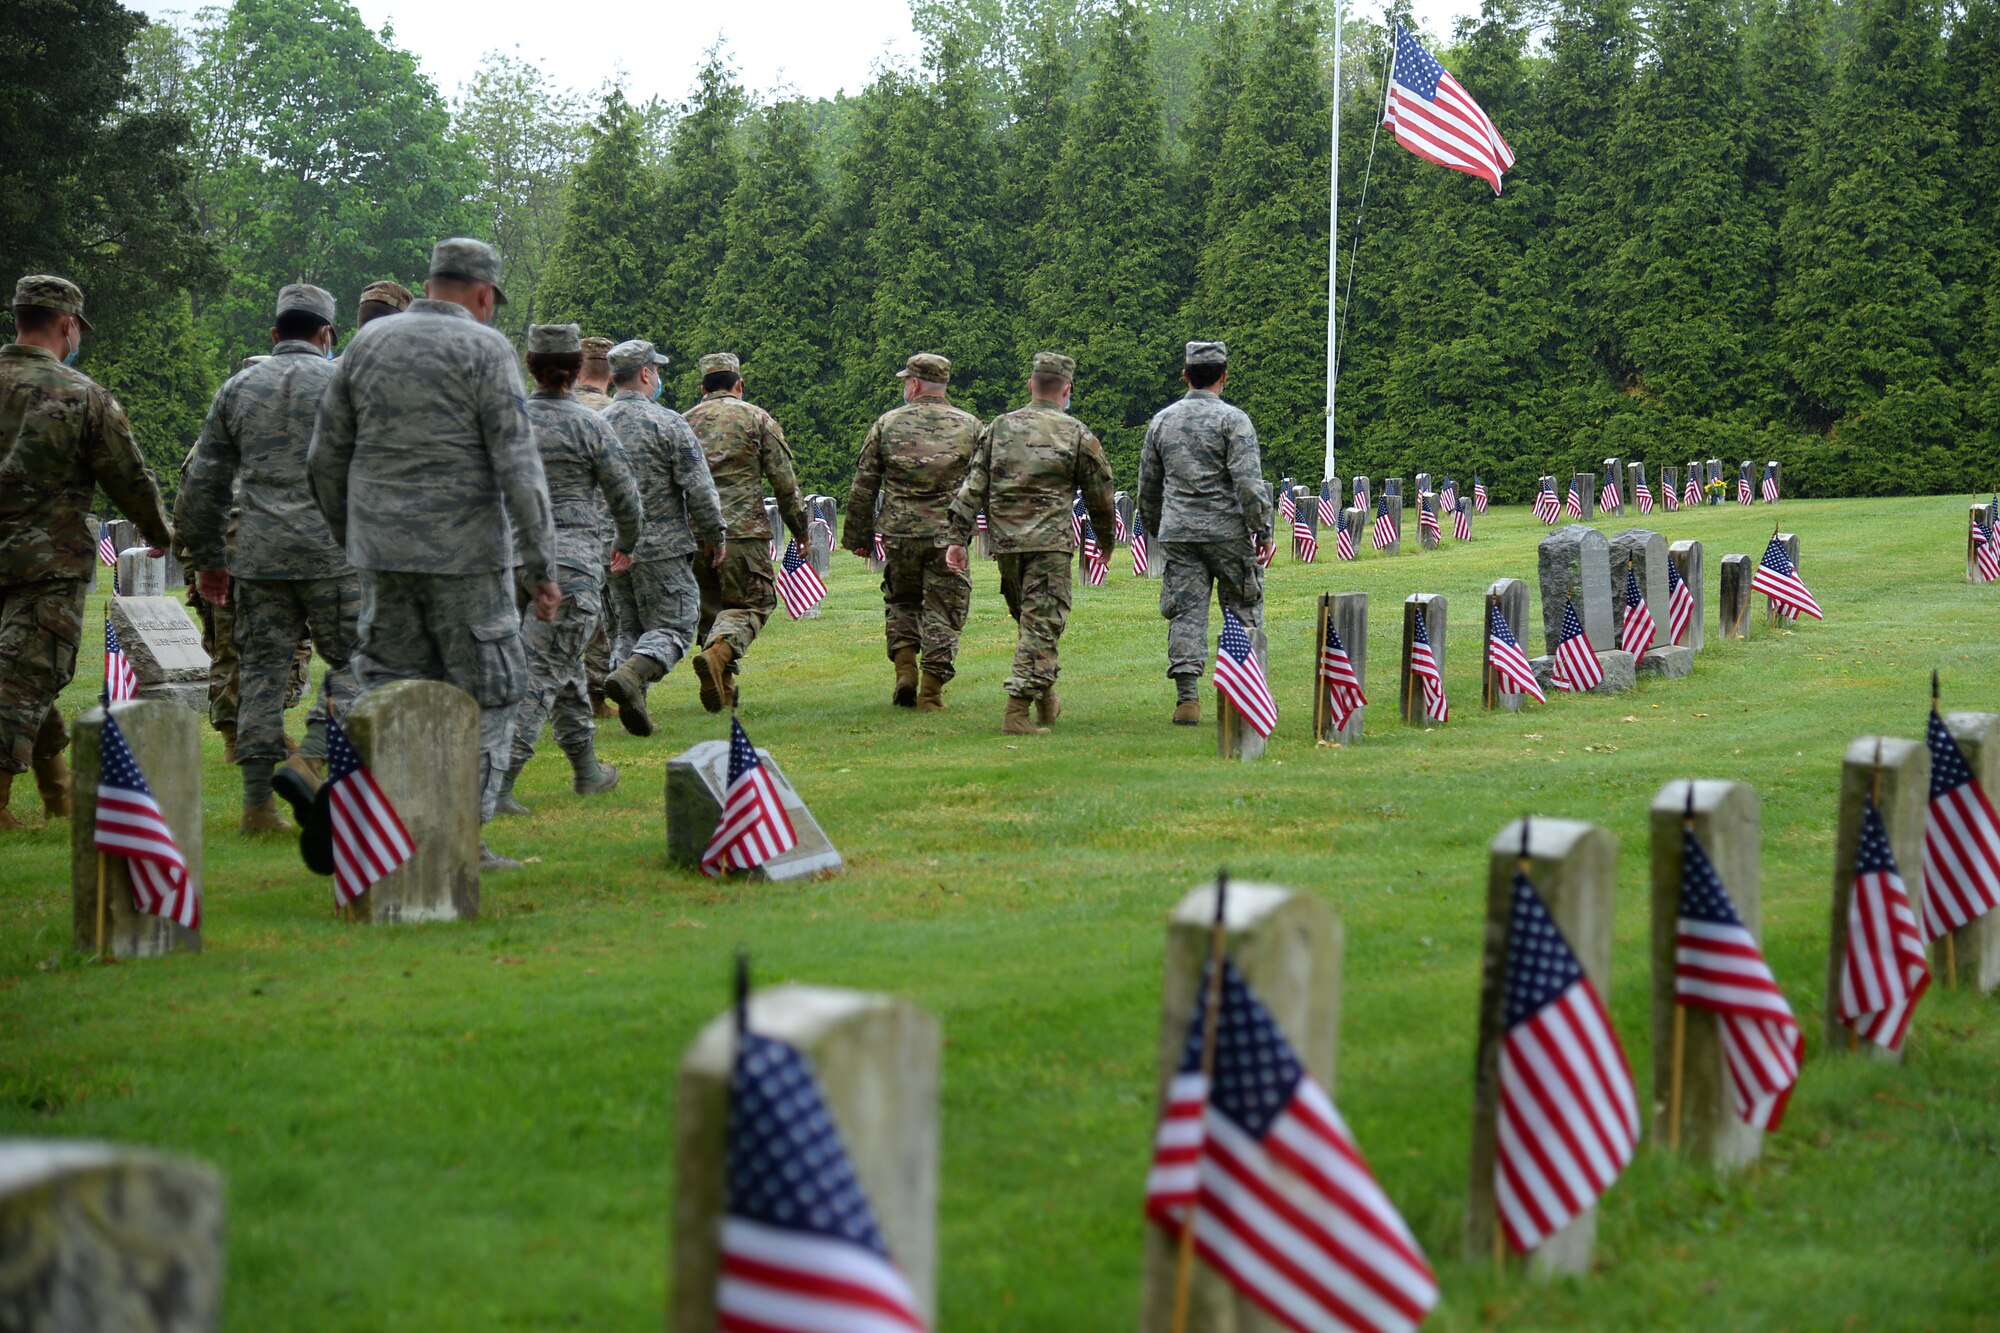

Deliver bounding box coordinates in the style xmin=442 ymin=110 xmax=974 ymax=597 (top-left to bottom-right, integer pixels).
xmin=1418 ymin=505 xmax=1440 ymax=543
xmin=1669 ymin=572 xmax=1695 ymax=647
xmin=1552 ymin=633 xmax=1603 ymax=694
xmin=1320 ymin=641 xmax=1366 ymax=731
xmin=95 ymin=791 xmax=196 ymax=929
xmin=1599 ymin=482 xmax=1620 ymax=513
xmin=1675 ymin=916 xmax=1801 ymax=1130
xmin=1683 ymin=476 xmax=1702 ymax=508
xmin=1132 ymin=533 xmax=1150 ymax=576
xmin=1974 ymin=522 xmax=1999 ymax=583
xmin=1762 ymin=474 xmax=1779 ymax=503
xmin=1084 ymin=550 xmax=1109 ymax=586
xmin=718 ymin=1217 xmax=926 ymax=1333
xmin=1662 ymin=482 xmax=1680 ymax=513
xmin=1384 ymin=29 xmax=1514 ymax=195
xmin=1738 ymin=477 xmax=1752 ymax=505
xmin=1371 ymin=509 xmax=1396 ymax=550
xmin=1750 ymin=549 xmax=1822 ymax=620
xmin=1563 ymin=486 xmax=1582 ymax=518
xmin=1922 ymin=778 xmax=2000 ymax=941
xmin=1618 ymin=596 xmax=1656 ymax=658
xmin=331 ymin=767 xmax=415 ymax=909
xmin=1336 ymin=522 xmax=1355 ymax=562
xmin=1841 ymin=830 xmax=1929 ymax=1054
xmin=1487 ymin=626 xmax=1546 ymax=705
xmin=1410 ymin=630 xmax=1448 ymax=724
xmin=703 ymin=760 xmax=798 ymax=877
xmin=1294 ymin=520 xmax=1318 ymax=564
xmin=1452 ymin=505 xmax=1471 ymax=542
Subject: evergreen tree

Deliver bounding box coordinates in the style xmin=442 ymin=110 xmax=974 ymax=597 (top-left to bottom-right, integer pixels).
xmin=998 ymin=11 xmax=1074 ymax=317
xmin=538 ymin=92 xmax=666 ymax=347
xmin=821 ymin=71 xmax=918 ymax=450
xmin=657 ymin=53 xmax=747 ymax=402
xmin=1176 ymin=2 xmax=1248 ymax=253
xmin=1945 ymin=0 xmax=2000 ymax=462
xmin=89 ymin=291 xmax=211 ymax=490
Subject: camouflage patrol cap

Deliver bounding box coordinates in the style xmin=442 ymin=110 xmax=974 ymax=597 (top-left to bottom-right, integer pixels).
xmin=698 ymin=351 xmax=741 ymax=377
xmin=358 ymin=279 xmax=414 ymax=311
xmin=276 ymin=283 xmax=337 ymax=325
xmin=580 ymin=336 xmax=615 ymax=362
xmin=609 ymin=339 xmax=669 ymax=376
xmin=896 ymin=352 xmax=951 ymax=382
xmin=13 ymin=274 xmax=92 ymax=332
xmin=1031 ymin=351 xmax=1075 ymax=380
xmin=427 ymin=237 xmax=508 ymax=304
xmin=1184 ymin=340 xmax=1228 ymax=368
xmin=528 ymin=323 xmax=582 ymax=354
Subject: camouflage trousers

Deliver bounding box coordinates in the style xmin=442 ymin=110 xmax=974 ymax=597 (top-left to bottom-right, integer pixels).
xmin=695 ymin=543 xmax=776 ymax=660
xmin=1160 ymin=541 xmax=1265 ymax=680
xmin=605 ymin=565 xmax=639 ymax=663
xmin=880 ymin=539 xmax=970 ymax=682
xmin=510 ymin=583 xmax=600 ymax=774
xmin=631 ymin=554 xmax=701 ymax=672
xmin=233 ymin=575 xmax=360 ymax=766
xmin=191 ymin=587 xmax=312 ymax=733
xmin=997 ymin=551 xmax=1073 ymax=700
xmin=0 ymin=578 xmax=85 ymax=774
xmin=353 ymin=568 xmax=525 ymax=824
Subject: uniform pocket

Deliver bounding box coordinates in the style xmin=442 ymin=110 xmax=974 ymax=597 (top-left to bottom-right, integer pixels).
xmin=468 ymin=614 xmax=527 ymax=708
xmin=38 ymin=594 xmax=82 ymax=682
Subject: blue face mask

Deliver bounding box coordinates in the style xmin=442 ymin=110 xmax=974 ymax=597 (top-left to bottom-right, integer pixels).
xmin=650 ymin=374 xmax=664 ymax=402
xmin=63 ymin=347 xmax=79 ymax=367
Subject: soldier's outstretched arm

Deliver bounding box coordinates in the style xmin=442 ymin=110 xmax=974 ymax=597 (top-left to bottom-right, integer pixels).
xmin=307 ymin=366 xmax=357 ymax=547
xmin=1078 ymin=430 xmax=1118 ymax=548
xmin=88 ymin=389 xmax=174 ymax=552
xmin=945 ymin=424 xmax=994 ymax=546
xmin=482 ymin=343 xmax=557 ymax=588
xmin=591 ymin=417 xmax=645 ymax=556
xmin=843 ymin=422 xmax=885 ymax=555
xmin=671 ymin=415 xmax=726 ymax=549
xmin=760 ymin=414 xmax=812 ymax=547
xmin=1137 ymin=415 xmax=1165 ymax=543
xmin=177 ymin=384 xmax=240 ymax=573
xmin=1225 ymin=411 xmax=1270 ymax=539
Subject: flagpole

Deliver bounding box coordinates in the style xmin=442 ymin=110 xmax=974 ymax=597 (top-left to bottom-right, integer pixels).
xmin=1324 ymin=0 xmax=1342 ymax=482
xmin=1168 ymin=869 xmax=1230 ymax=1333
xmin=1668 ymin=782 xmax=1694 ymax=1152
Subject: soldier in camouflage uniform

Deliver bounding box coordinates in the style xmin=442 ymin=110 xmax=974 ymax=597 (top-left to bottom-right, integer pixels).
xmin=681 ymin=352 xmax=811 ymax=714
xmin=571 ymin=335 xmax=621 ymax=718
xmin=354 ymin=280 xmax=413 ymax=330
xmin=845 ymin=352 xmax=980 ymax=711
xmin=494 ymin=325 xmax=641 ymax=815
xmin=309 ymin=238 xmax=558 ymax=872
xmin=181 ymin=283 xmax=360 ymax=831
xmin=572 ymin=336 xmax=615 ymax=413
xmin=600 ymin=340 xmax=725 ymax=734
xmin=0 ymin=275 xmax=174 ymax=830
xmin=946 ymin=352 xmax=1115 ymax=736
xmin=1138 ymin=340 xmax=1271 ymax=726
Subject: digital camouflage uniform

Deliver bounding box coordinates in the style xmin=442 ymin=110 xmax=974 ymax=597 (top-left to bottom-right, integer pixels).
xmin=0 ymin=277 xmax=174 ymax=795
xmin=1138 ymin=343 xmax=1270 ymax=688
xmin=948 ymin=355 xmax=1115 ymax=703
xmin=602 ymin=378 xmax=724 ymax=675
xmin=308 ymin=241 xmax=556 ymax=827
xmin=846 ymin=353 xmax=981 ymax=685
xmin=572 ymin=338 xmax=621 ymax=700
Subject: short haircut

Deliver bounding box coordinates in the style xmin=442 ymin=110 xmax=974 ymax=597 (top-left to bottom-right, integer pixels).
xmin=12 ymin=305 xmax=64 ymax=336
xmin=910 ymin=377 xmax=948 ymax=393
xmin=275 ymin=310 xmax=331 ymax=341
xmin=1030 ymin=372 xmax=1070 ymax=397
xmin=612 ymin=366 xmax=647 ymax=389
xmin=356 ymin=300 xmax=400 ymax=328
xmin=526 ymin=350 xmax=582 ymax=393
xmin=702 ymin=370 xmax=742 ymax=395
xmin=1185 ymin=362 xmax=1225 ymax=390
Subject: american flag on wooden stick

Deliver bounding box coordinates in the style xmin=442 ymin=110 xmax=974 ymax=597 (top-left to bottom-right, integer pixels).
xmin=1213 ymin=608 xmax=1276 ymax=738
xmin=1318 ymin=482 xmax=1339 ymax=527
xmin=1683 ymin=473 xmax=1702 ymax=509
xmin=1534 ymin=481 xmax=1559 ymax=525
xmin=1486 ymin=602 xmax=1546 ymax=704
xmin=1114 ymin=506 xmax=1129 ymax=544
xmin=1409 ymin=607 xmax=1448 ymax=723
xmin=872 ymin=530 xmax=887 ymax=562
xmin=1371 ymin=494 xmax=1395 ymax=550
xmin=1452 ymin=495 xmax=1471 ymax=542
xmin=1335 ymin=508 xmax=1356 ymax=561
xmin=1473 ymin=474 xmax=1488 ymax=514
xmin=1354 ymin=478 xmax=1369 ymax=510
xmin=1418 ymin=495 xmax=1441 ymax=544
xmin=776 ymin=540 xmax=827 ymax=619
xmin=1921 ymin=709 xmax=2000 ymax=940
xmin=1750 ymin=534 xmax=1821 ymax=620
xmin=95 ymin=714 xmax=198 ymax=930
xmin=703 ymin=718 xmax=798 ymax=877
xmin=97 ymin=524 xmax=119 ymax=568
xmin=1293 ymin=517 xmax=1317 ymax=564
xmin=1144 ymin=958 xmax=1438 ymax=1333
xmin=1635 ymin=476 xmax=1654 ymax=515
xmin=1384 ymin=22 xmax=1515 ymax=194
xmin=720 ymin=1029 xmax=929 ymax=1333
xmin=1617 ymin=565 xmax=1656 ymax=657
xmin=1495 ymin=864 xmax=1638 ymax=1252
xmin=1737 ymin=468 xmax=1752 ymax=505
xmin=1667 ymin=558 xmax=1694 ymax=647
xmin=1131 ymin=510 xmax=1151 ymax=576
xmin=327 ymin=713 xmax=413 ymax=909
xmin=103 ymin=619 xmax=136 ymax=702
xmin=1841 ymin=798 xmax=1930 ymax=1053
xmin=1563 ymin=478 xmax=1582 ymax=518
xmin=1662 ymin=476 xmax=1679 ymax=512
xmin=975 ymin=510 xmax=988 ymax=533
xmin=1598 ymin=466 xmax=1620 ymax=514
xmin=1761 ymin=463 xmax=1780 ymax=503
xmin=1551 ymin=598 xmax=1603 ymax=692
xmin=1070 ymin=494 xmax=1088 ymax=548
xmin=1973 ymin=513 xmax=1998 ymax=584
xmin=1439 ymin=476 xmax=1458 ymax=511
xmin=1279 ymin=486 xmax=1297 ymax=524
xmin=1676 ymin=826 xmax=1802 ymax=1129
xmin=1320 ymin=620 xmax=1366 ymax=731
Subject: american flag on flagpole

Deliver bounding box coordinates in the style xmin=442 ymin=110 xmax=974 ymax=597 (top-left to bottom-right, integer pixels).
xmin=1494 ymin=867 xmax=1638 ymax=1253
xmin=1293 ymin=517 xmax=1317 ymax=564
xmin=1761 ymin=463 xmax=1779 ymax=503
xmin=1617 ymin=565 xmax=1656 ymax=657
xmin=1921 ymin=709 xmax=2000 ymax=940
xmin=1750 ymin=534 xmax=1822 ymax=620
xmin=94 ymin=714 xmax=198 ymax=930
xmin=1144 ymin=959 xmax=1438 ymax=1333
xmin=1486 ymin=602 xmax=1546 ymax=704
xmin=1131 ymin=510 xmax=1151 ymax=576
xmin=1551 ymin=598 xmax=1604 ymax=692
xmin=1683 ymin=473 xmax=1702 ymax=509
xmin=1336 ymin=508 xmax=1356 ymax=561
xmin=1972 ymin=513 xmax=1999 ymax=584
xmin=1563 ymin=478 xmax=1582 ymax=518
xmin=720 ymin=1029 xmax=929 ymax=1333
xmin=103 ymin=619 xmax=137 ymax=702
xmin=326 ymin=713 xmax=414 ymax=909
xmin=1371 ymin=494 xmax=1395 ymax=550
xmin=776 ymin=540 xmax=827 ymax=619
xmin=1418 ymin=495 xmax=1441 ymax=543
xmin=703 ymin=717 xmax=799 ymax=877
xmin=1473 ymin=474 xmax=1488 ymax=514
xmin=1317 ymin=482 xmax=1339 ymax=527
xmin=1409 ymin=606 xmax=1448 ymax=723
xmin=1384 ymin=22 xmax=1515 ymax=193
xmin=97 ymin=523 xmax=119 ymax=568
xmin=1667 ymin=557 xmax=1694 ymax=647
xmin=1320 ymin=619 xmax=1367 ymax=730
xmin=1675 ymin=825 xmax=1802 ymax=1129
xmin=1213 ymin=608 xmax=1277 ymax=738
xmin=1635 ymin=477 xmax=1654 ymax=515
xmin=1840 ymin=798 xmax=1930 ymax=1052
xmin=1452 ymin=495 xmax=1471 ymax=542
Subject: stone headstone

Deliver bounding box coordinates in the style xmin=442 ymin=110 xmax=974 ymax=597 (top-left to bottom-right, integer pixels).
xmin=672 ymin=987 xmax=939 ymax=1333
xmin=1650 ymin=780 xmax=1763 ymax=1169
xmin=1718 ymin=554 xmax=1752 ymax=638
xmin=1765 ymin=532 xmax=1800 ymax=626
xmin=1601 ymin=457 xmax=1624 ymax=511
xmin=105 ymin=597 xmax=208 ymax=711
xmin=1314 ymin=592 xmax=1367 ymax=743
xmin=1114 ymin=491 xmax=1135 ymax=547
xmin=108 ymin=518 xmax=137 ymax=556
xmin=1740 ymin=459 xmax=1757 ymax=502
xmin=1826 ymin=736 xmax=1929 ymax=1061
xmin=805 ymin=495 xmax=833 ymax=581
xmin=346 ymin=680 xmax=481 ymax=922
xmin=1626 ymin=461 xmax=1647 ymax=510
xmin=1942 ymin=714 xmax=2000 ymax=992
xmin=1322 ymin=476 xmax=1342 ymax=518
xmin=1217 ymin=624 xmax=1270 ymax=761
xmin=1706 ymin=458 xmax=1724 ymax=503
xmin=1382 ymin=496 xmax=1403 ymax=556
xmin=1536 ymin=524 xmax=1613 ymax=655
xmin=1418 ymin=491 xmax=1441 ymax=549
xmin=70 ymin=701 xmax=202 ymax=959
xmin=1399 ymin=593 xmax=1447 ymax=724
xmin=1530 ymin=647 xmax=1637 ymax=697
xmin=1352 ymin=475 xmax=1370 ymax=508
xmin=1468 ymin=816 xmax=1618 ymax=1275
xmin=1140 ymin=880 xmax=1343 ymax=1330
xmin=1637 ymin=645 xmax=1693 ymax=679
xmin=0 ymin=1141 xmax=225 ymax=1332
xmin=1385 ymin=476 xmax=1403 ymax=500
xmin=1415 ymin=470 xmax=1433 ymax=496
xmin=1970 ymin=504 xmax=1993 ymax=581
xmin=1341 ymin=506 xmax=1368 ymax=560
xmin=666 ymin=739 xmax=843 ymax=878
xmin=1570 ymin=471 xmax=1595 ymax=521
xmin=1608 ymin=528 xmax=1668 ymax=655
xmin=1669 ymin=540 xmax=1705 ymax=652
xmin=1662 ymin=464 xmax=1679 ymax=500
xmin=115 ymin=547 xmax=168 ymax=598
xmin=1767 ymin=459 xmax=1782 ymax=501
xmin=1482 ymin=578 xmax=1530 ymax=712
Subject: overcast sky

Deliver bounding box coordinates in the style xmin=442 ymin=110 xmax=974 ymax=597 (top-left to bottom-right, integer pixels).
xmin=132 ymin=0 xmax=1484 ymax=107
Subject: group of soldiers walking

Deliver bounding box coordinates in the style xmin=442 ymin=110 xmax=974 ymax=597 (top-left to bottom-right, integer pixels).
xmin=0 ymin=234 xmax=1277 ymax=858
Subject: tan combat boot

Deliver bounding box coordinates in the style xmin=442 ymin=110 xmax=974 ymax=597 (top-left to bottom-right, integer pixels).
xmin=605 ymin=654 xmax=666 ymax=736
xmin=32 ymin=752 xmax=71 ymax=818
xmin=693 ymin=639 xmax=738 ymax=714
xmin=1035 ymin=687 xmax=1061 ymax=727
xmin=892 ymin=647 xmax=920 ymax=708
xmin=1172 ymin=699 xmax=1201 ymax=726
xmin=1001 ymin=695 xmax=1044 ymax=736
xmin=0 ymin=771 xmax=23 ymax=832
xmin=218 ymin=723 xmax=237 ymax=765
xmin=240 ymin=797 xmax=292 ymax=834
xmin=916 ymin=671 xmax=947 ymax=713
xmin=280 ymin=752 xmax=325 ymax=792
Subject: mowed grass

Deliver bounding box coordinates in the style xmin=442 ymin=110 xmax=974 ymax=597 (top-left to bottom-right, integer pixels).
xmin=4 ymin=495 xmax=1999 ymax=1330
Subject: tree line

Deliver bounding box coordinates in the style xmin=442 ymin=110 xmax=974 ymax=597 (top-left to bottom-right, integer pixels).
xmin=4 ymin=0 xmax=1994 ymax=503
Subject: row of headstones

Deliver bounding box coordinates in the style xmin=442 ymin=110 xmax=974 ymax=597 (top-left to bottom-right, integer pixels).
xmin=1542 ymin=457 xmax=1780 ymax=519
xmin=1968 ymin=500 xmax=1995 ymax=582
xmin=24 ymin=722 xmax=1988 ymax=1328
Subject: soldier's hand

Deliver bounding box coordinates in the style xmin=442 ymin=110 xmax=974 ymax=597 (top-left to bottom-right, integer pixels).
xmin=1255 ymin=539 xmax=1277 ymax=566
xmin=532 ymin=580 xmax=562 ymax=622
xmin=610 ymin=550 xmax=633 ymax=574
xmin=148 ymin=545 xmax=170 ymax=559
xmin=944 ymin=543 xmax=969 ymax=575
xmin=710 ymin=541 xmax=727 ymax=570
xmin=196 ymin=569 xmax=230 ymax=606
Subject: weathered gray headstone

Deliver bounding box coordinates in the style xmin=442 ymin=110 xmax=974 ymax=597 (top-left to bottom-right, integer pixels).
xmin=1706 ymin=458 xmax=1724 ymax=504
xmin=346 ymin=680 xmax=481 ymax=922
xmin=1417 ymin=491 xmax=1441 ymax=549
xmin=115 ymin=548 xmax=168 ymax=598
xmin=1341 ymin=506 xmax=1368 ymax=560
xmin=1114 ymin=490 xmax=1135 ymax=548
xmin=1385 ymin=476 xmax=1403 ymax=500
xmin=1314 ymin=592 xmax=1367 ymax=743
xmin=1399 ymin=593 xmax=1447 ymax=724
xmin=1608 ymin=528 xmax=1668 ymax=655
xmin=1601 ymin=457 xmax=1624 ymax=511
xmin=1322 ymin=476 xmax=1342 ymax=519
xmin=1636 ymin=645 xmax=1693 ymax=678
xmin=1352 ymin=475 xmax=1370 ymax=508
xmin=1626 ymin=461 xmax=1648 ymax=511
xmin=108 ymin=519 xmax=137 ymax=556
xmin=1943 ymin=714 xmax=2000 ymax=992
xmin=805 ymin=495 xmax=833 ymax=582
xmin=105 ymin=596 xmax=208 ymax=711
xmin=1469 ymin=817 xmax=1619 ymax=1276
xmin=1718 ymin=554 xmax=1752 ymax=638
xmin=1662 ymin=464 xmax=1679 ymax=500
xmin=1740 ymin=459 xmax=1757 ymax=502
xmin=0 ymin=1141 xmax=225 ymax=1332
xmin=70 ymin=701 xmax=202 ymax=959
xmin=1218 ymin=624 xmax=1270 ymax=761
xmin=1570 ymin=472 xmax=1595 ymax=520
xmin=1766 ymin=459 xmax=1782 ymax=501
xmin=1415 ymin=470 xmax=1433 ymax=496
xmin=1530 ymin=647 xmax=1637 ymax=696
xmin=1971 ymin=504 xmax=1992 ymax=582
xmin=1382 ymin=496 xmax=1403 ymax=556
xmin=1536 ymin=524 xmax=1613 ymax=655
xmin=1290 ymin=486 xmax=1317 ymax=560
xmin=1650 ymin=780 xmax=1764 ymax=1169
xmin=666 ymin=739 xmax=843 ymax=878
xmin=1827 ymin=736 xmax=1928 ymax=1061
xmin=1141 ymin=879 xmax=1343 ymax=1332
xmin=673 ymin=987 xmax=939 ymax=1333
xmin=1669 ymin=540 xmax=1705 ymax=652
xmin=1482 ymin=578 xmax=1530 ymax=712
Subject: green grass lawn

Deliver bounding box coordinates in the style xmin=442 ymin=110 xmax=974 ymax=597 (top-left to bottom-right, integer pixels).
xmin=4 ymin=495 xmax=1998 ymax=1330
